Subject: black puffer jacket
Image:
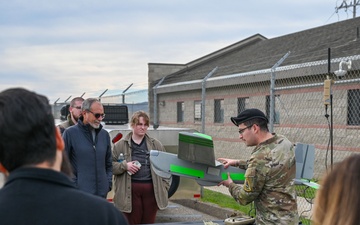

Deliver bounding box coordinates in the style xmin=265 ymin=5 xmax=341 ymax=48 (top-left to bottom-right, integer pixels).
xmin=63 ymin=118 xmax=112 ymax=198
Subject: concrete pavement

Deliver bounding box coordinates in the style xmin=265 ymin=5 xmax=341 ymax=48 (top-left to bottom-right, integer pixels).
xmin=155 ymin=198 xmax=246 ymax=224
xmin=155 ymin=201 xmax=222 ymax=223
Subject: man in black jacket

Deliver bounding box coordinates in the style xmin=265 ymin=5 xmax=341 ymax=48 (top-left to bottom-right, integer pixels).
xmin=63 ymin=98 xmax=112 ymax=198
xmin=0 ymin=88 xmax=128 ymax=225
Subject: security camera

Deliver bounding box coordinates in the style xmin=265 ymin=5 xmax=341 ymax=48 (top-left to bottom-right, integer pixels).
xmin=334 ymin=69 xmax=347 ymax=79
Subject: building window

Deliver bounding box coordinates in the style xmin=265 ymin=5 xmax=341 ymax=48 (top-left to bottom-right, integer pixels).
xmin=177 ymin=102 xmax=184 ymax=123
xmin=266 ymin=95 xmax=280 ymax=124
xmin=214 ymin=99 xmax=224 ymax=123
xmin=347 ymin=89 xmax=360 ymax=125
xmin=194 ymin=100 xmax=202 ymax=122
xmin=237 ymin=97 xmax=248 ymax=114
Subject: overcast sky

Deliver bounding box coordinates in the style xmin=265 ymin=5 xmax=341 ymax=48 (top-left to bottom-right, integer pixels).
xmin=0 ymin=0 xmax=356 ymax=103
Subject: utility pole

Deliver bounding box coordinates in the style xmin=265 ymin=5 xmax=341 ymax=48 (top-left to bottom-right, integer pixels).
xmin=336 ymin=0 xmax=360 ymax=18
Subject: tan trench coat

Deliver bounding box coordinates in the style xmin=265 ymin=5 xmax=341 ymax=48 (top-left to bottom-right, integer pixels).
xmin=112 ymin=132 xmax=169 ymax=213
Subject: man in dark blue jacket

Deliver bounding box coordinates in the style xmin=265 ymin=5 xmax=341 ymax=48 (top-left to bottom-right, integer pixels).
xmin=0 ymin=88 xmax=128 ymax=225
xmin=63 ymin=98 xmax=112 ymax=198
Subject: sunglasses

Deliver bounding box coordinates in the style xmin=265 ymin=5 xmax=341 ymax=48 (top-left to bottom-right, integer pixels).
xmin=87 ymin=110 xmax=105 ymax=119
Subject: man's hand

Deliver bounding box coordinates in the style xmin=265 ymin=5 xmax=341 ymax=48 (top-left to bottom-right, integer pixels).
xmin=218 ymin=172 xmax=233 ymax=187
xmin=217 ymin=158 xmax=238 ymax=169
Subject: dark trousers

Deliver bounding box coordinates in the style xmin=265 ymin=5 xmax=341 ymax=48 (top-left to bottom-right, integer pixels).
xmin=124 ymin=182 xmax=158 ymax=224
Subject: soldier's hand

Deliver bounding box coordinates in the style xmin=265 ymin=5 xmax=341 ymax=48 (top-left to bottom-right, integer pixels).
xmin=218 ymin=172 xmax=233 ymax=187
xmin=217 ymin=158 xmax=237 ymax=169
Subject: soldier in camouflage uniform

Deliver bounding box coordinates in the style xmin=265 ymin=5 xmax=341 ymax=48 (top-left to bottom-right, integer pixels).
xmin=218 ymin=108 xmax=299 ymax=225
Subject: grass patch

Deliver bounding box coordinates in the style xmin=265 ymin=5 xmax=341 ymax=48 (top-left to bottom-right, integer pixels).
xmin=200 ymin=188 xmax=255 ymax=217
xmin=295 ymin=183 xmax=318 ymax=199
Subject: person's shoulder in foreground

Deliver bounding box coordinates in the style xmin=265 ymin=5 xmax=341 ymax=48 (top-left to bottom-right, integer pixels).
xmin=0 ymin=87 xmax=128 ymax=225
xmin=0 ymin=167 xmax=128 ymax=225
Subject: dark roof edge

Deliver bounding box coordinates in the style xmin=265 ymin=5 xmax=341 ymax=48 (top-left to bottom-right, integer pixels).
xmin=148 ymin=62 xmax=186 ymax=66
xmin=186 ymin=33 xmax=267 ymax=67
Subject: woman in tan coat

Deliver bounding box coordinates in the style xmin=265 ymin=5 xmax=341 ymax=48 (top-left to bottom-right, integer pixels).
xmin=112 ymin=111 xmax=169 ymax=224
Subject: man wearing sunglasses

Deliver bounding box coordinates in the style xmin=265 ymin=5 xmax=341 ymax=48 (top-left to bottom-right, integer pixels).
xmin=58 ymin=97 xmax=84 ymax=134
xmin=63 ymin=98 xmax=112 ymax=199
xmin=218 ymin=108 xmax=298 ymax=225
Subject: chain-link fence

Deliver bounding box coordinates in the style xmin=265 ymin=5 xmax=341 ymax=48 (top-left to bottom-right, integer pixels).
xmin=101 ymin=89 xmax=148 ymax=117
xmin=153 ymin=54 xmax=360 ymax=224
xmin=52 ymin=89 xmax=148 ymax=120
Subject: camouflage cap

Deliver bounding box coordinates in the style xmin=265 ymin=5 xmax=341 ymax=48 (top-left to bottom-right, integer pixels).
xmin=230 ymin=108 xmax=268 ymax=126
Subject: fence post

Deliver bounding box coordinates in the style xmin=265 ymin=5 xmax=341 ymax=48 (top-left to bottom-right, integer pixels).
xmin=270 ymin=51 xmax=290 ymax=132
xmin=122 ymin=83 xmax=133 ymax=104
xmin=98 ymin=89 xmax=108 ymax=102
xmin=201 ymin=67 xmax=218 ymax=134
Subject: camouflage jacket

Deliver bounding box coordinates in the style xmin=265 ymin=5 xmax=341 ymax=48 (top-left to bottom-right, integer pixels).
xmin=58 ymin=114 xmax=76 ymax=135
xmin=228 ymin=134 xmax=299 ymax=225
